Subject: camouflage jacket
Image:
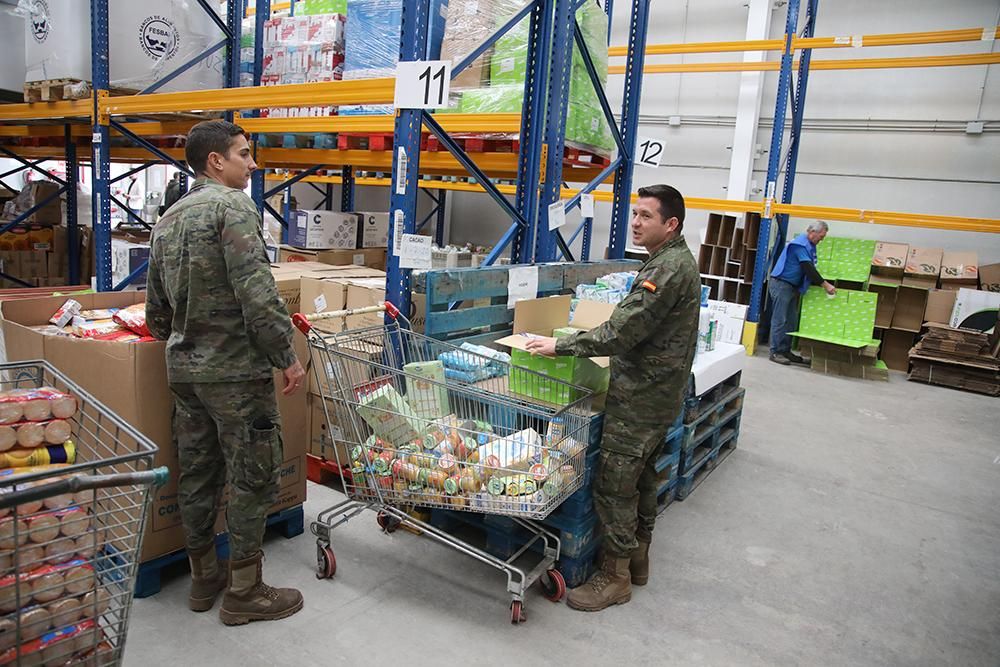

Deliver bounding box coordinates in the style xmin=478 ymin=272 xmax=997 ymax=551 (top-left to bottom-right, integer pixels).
xmin=145 ymin=178 xmax=296 ymax=383
xmin=556 ymin=235 xmax=700 ymax=438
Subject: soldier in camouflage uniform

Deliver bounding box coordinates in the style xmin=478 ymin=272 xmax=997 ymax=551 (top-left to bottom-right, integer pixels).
xmin=526 ymin=184 xmax=700 ymax=612
xmin=145 ymin=120 xmax=307 ymax=625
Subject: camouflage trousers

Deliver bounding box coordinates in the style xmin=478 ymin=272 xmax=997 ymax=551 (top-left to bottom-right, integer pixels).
xmin=169 ymin=378 xmax=282 ymax=560
xmin=594 ymin=415 xmax=672 ymax=558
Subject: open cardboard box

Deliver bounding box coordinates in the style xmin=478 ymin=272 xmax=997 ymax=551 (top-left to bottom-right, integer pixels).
xmin=870 ymin=242 xmax=908 ymax=286
xmin=939 ymin=251 xmax=978 ymax=290
xmin=495 ymin=295 xmax=614 ymax=407
xmin=979 ymin=263 xmax=1000 ymax=293
xmin=1 ymin=291 xmax=308 ymax=562
xmin=903 ymin=247 xmax=942 ymax=289
xmin=924 ymin=289 xmax=957 ymax=324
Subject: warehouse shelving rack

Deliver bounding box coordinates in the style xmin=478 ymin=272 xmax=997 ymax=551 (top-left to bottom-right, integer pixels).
xmin=608 ymin=0 xmax=1000 ymax=352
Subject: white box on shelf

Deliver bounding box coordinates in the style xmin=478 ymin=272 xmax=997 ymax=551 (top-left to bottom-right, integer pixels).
xmin=291 ymin=210 xmax=359 ymax=250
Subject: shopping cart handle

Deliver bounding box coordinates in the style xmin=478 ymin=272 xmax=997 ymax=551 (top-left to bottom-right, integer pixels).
xmin=152 ymin=466 xmax=170 ymax=488
xmin=292 ymin=312 xmax=312 ymax=335
xmin=0 ymin=466 xmax=172 ymax=511
xmin=384 ymin=300 xmax=400 ymax=320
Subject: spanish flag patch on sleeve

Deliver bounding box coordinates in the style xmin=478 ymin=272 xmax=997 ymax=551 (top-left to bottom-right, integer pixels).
xmin=641 ymin=279 xmax=657 ymax=293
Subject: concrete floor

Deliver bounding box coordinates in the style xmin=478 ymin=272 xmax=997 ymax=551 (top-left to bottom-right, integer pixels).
xmin=125 ymin=356 xmax=1000 ymax=666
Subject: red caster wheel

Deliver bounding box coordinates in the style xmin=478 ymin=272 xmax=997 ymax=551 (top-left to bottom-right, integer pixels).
xmin=377 ymin=511 xmax=401 ymax=533
xmin=510 ymin=600 xmax=526 ymax=624
xmin=539 ymin=569 xmax=566 ymax=602
xmin=316 ymin=545 xmax=336 ymax=579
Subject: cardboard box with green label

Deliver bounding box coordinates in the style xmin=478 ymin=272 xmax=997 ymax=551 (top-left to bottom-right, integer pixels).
xmin=495 ymin=295 xmax=615 ymax=406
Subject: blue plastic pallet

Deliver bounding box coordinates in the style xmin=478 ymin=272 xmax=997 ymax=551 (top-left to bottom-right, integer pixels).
xmin=683 ymin=371 xmax=742 ymax=422
xmin=484 ymin=510 xmax=598 ymax=560
xmin=656 ymin=477 xmax=679 ymax=515
xmin=676 ymin=435 xmax=738 ymax=501
xmin=679 ymin=387 xmax=745 ymax=454
xmin=134 ymin=505 xmax=305 ymax=599
xmin=680 ymin=411 xmax=742 ymax=476
xmin=558 ymin=538 xmax=600 ymax=588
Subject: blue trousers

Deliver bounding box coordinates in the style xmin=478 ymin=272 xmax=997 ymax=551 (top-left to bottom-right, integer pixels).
xmin=768 ymin=278 xmax=800 ymax=355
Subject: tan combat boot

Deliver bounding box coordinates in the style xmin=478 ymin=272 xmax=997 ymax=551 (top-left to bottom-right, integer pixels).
xmin=187 ymin=544 xmax=227 ymax=612
xmin=219 ymin=552 xmax=304 ymax=626
xmin=566 ymin=554 xmax=632 ymax=611
xmin=630 ymin=536 xmax=651 ymax=586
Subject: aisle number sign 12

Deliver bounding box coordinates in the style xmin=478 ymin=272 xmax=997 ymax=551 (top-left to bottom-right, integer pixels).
xmin=636 ymin=136 xmax=665 ymax=168
xmin=395 ymin=61 xmax=452 ymax=109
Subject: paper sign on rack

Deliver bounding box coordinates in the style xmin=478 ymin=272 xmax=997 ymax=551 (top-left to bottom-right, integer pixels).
xmin=548 ymin=201 xmax=566 ymax=231
xmin=507 ymin=265 xmax=539 ymax=309
xmin=399 ymin=233 xmax=432 ymax=269
xmin=581 ymin=194 xmax=595 ymax=218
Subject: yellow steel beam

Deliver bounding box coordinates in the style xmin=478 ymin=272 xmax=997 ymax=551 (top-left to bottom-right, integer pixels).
xmin=0 ymin=99 xmax=92 ymax=122
xmin=610 ymin=26 xmax=1000 ymax=57
xmin=100 ymin=79 xmax=396 ymax=116
xmin=0 ymin=120 xmax=197 ymax=138
xmin=237 ymin=113 xmax=522 ymax=134
xmin=246 ymin=1 xmax=293 ymax=15
xmin=611 ymin=51 xmax=1000 ymax=75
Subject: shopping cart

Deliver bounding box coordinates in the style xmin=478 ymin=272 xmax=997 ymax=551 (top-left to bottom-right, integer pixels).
xmin=0 ymin=361 xmax=167 ymax=665
xmin=293 ymin=302 xmax=594 ymax=624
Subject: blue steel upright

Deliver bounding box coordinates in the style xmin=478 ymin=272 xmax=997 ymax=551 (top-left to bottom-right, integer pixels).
xmin=512 ymin=0 xmax=552 ymax=263
xmin=747 ymin=0 xmax=802 ymax=325
xmin=64 ymin=126 xmax=79 ymax=286
xmin=608 ymin=0 xmax=651 ymax=259
xmin=341 ymin=166 xmax=355 ymax=211
xmin=386 ymin=0 xmax=432 ymax=323
xmin=535 ymin=0 xmax=575 ymax=262
xmin=770 ymin=0 xmax=818 ymax=264
xmin=91 ymin=0 xmax=113 ymax=290
xmin=250 ymin=0 xmax=270 ymax=215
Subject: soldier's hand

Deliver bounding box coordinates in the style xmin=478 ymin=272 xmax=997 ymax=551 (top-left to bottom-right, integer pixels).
xmin=282 ymin=360 xmax=306 ymax=395
xmin=524 ymin=336 xmax=557 ymax=357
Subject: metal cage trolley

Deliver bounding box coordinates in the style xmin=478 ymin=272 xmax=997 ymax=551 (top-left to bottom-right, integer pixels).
xmin=294 ymin=303 xmax=594 ymax=623
xmin=0 ymin=361 xmax=167 ymax=665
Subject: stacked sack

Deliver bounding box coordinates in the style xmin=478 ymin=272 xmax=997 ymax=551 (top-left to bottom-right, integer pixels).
xmin=0 ymin=390 xmax=115 ymax=666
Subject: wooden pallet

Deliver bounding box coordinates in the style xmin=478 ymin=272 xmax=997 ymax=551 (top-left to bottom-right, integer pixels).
xmin=133 ymin=505 xmax=305 ymax=598
xmin=24 ymin=78 xmax=91 ymax=103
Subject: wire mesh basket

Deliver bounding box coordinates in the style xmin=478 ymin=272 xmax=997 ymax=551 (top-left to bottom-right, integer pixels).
xmin=0 ymin=361 xmax=161 ymax=666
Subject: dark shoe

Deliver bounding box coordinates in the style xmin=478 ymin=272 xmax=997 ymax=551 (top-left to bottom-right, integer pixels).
xmin=630 ymin=538 xmax=651 ymax=586
xmin=567 ymin=555 xmax=632 ymax=611
xmin=769 ymin=353 xmax=791 ymax=366
xmin=219 ymin=552 xmax=303 ymax=625
xmin=188 ymin=544 xmax=227 ymax=612
xmin=786 ymin=352 xmax=810 ymax=366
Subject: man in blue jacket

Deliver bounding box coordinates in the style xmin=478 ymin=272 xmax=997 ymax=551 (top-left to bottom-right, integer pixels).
xmin=768 ymin=221 xmax=836 ymax=365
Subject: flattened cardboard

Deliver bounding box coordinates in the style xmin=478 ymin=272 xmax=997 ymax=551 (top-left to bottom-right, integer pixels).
xmin=924 ymin=289 xmax=956 ymax=325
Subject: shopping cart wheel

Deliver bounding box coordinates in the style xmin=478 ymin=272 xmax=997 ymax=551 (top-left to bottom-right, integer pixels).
xmin=510 ymin=600 xmax=526 ymax=625
xmin=316 ymin=544 xmax=336 ymax=579
xmin=377 ymin=511 xmax=401 ymax=533
xmin=539 ymin=569 xmax=566 ymax=602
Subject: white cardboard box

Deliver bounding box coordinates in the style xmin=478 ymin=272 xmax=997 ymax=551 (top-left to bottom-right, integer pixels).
xmin=356 ymin=211 xmax=389 ymax=248
xmin=706 ymin=299 xmax=748 ymax=345
xmin=949 ymin=288 xmax=1000 ymax=331
xmin=291 ymin=210 xmax=359 ymax=250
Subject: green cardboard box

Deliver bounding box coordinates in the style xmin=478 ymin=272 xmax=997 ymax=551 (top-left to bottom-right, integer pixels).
xmin=496 ymin=295 xmax=615 ymax=407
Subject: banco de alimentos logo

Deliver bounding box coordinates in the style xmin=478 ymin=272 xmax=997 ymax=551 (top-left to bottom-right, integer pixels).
xmin=140 ymin=16 xmax=180 ymax=60
xmin=30 ymin=0 xmax=50 ymax=44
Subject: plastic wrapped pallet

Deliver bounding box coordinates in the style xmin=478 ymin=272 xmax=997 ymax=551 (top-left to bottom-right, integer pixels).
xmin=447 ymin=0 xmax=614 ymax=156
xmin=340 ymin=0 xmax=449 ymax=115
xmin=19 ymin=0 xmax=224 ymax=93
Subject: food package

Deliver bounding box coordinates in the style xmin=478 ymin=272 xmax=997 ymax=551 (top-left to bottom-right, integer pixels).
xmin=0 ymin=442 xmax=76 ymax=470
xmin=0 ymin=618 xmax=98 ymax=666
xmin=0 ymin=559 xmax=93 ymax=613
xmin=111 ymin=303 xmax=151 ymax=337
xmin=356 ymin=385 xmax=425 ymax=447
xmin=77 ymin=309 xmax=119 ymax=321
xmin=0 ymin=389 xmax=78 ymax=425
xmin=70 ymin=318 xmax=126 ymax=339
xmin=403 ymin=361 xmax=450 ymax=420
xmin=438 ymin=342 xmax=510 ymax=382
xmin=0 ymin=419 xmax=72 ymax=451
xmin=477 ymin=428 xmax=544 ymax=473
xmin=48 ymin=301 xmax=81 ymax=328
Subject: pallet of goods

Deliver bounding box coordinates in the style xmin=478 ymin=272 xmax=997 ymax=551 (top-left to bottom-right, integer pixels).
xmin=908 ymin=323 xmax=1000 ymax=396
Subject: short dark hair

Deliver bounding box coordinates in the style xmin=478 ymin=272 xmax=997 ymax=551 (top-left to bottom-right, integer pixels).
xmin=637 ymin=184 xmax=685 ymax=232
xmin=185 ymin=120 xmax=246 ymax=174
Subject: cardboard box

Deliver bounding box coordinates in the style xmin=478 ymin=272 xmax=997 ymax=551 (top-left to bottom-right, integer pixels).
xmin=0 ymin=292 xmax=307 ymax=562
xmin=496 ymin=295 xmax=615 ymax=405
xmin=949 ymin=288 xmax=1000 ymax=331
xmin=870 ymin=242 xmax=908 ymax=286
xmin=269 ymin=261 xmax=337 ymax=314
xmin=889 ymin=286 xmax=927 ymax=333
xmin=345 ymin=278 xmax=388 ymax=328
xmin=881 ymin=329 xmax=915 ymax=372
xmin=868 ymin=283 xmax=897 ymax=329
xmin=278 ymin=244 xmax=387 ymax=270
xmin=979 ymin=263 xmax=1000 ymax=293
xmin=924 ymin=289 xmax=956 ymax=325
xmin=111 ymin=238 xmax=150 ymax=289
xmin=354 ymin=211 xmax=389 ymax=249
xmin=706 ymin=299 xmax=748 ymax=345
xmin=298 ymin=267 xmax=386 ymax=330
xmin=307 ymin=392 xmax=353 ymax=465
xmin=291 ymin=210 xmax=359 ymax=250
xmin=939 ymin=251 xmax=978 ymax=288
xmin=903 ymin=247 xmax=942 ymax=289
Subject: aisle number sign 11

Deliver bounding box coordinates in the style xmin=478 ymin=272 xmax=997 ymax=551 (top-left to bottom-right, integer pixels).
xmin=395 ymin=61 xmax=452 ymax=109
xmin=636 ymin=136 xmax=665 ymax=168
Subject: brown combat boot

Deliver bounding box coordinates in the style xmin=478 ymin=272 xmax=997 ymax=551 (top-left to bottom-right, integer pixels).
xmin=630 ymin=537 xmax=651 ymax=586
xmin=566 ymin=554 xmax=632 ymax=611
xmin=219 ymin=552 xmax=303 ymax=626
xmin=187 ymin=544 xmax=227 ymax=612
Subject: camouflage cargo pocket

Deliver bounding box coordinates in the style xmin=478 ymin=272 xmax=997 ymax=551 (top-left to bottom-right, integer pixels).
xmin=596 ymin=451 xmax=643 ymax=497
xmin=242 ymin=417 xmax=282 ymax=489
